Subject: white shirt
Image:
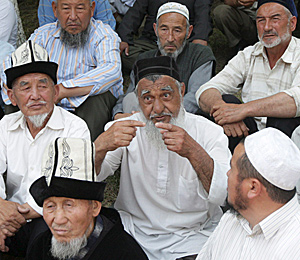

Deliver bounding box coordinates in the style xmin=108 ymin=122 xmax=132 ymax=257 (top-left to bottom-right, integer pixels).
xmin=196 ymin=37 xmax=300 ymax=130
xmin=99 ymin=112 xmax=231 ymax=260
xmin=197 ymin=196 xmax=300 ymax=260
xmin=0 ymin=106 xmax=90 ymax=215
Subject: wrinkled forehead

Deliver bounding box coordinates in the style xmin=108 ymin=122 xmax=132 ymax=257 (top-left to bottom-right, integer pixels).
xmin=257 ymin=2 xmax=287 ymax=16
xmin=137 ymin=75 xmax=177 ymax=93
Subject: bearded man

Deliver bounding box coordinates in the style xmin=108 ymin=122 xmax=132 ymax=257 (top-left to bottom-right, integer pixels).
xmin=1 ymin=0 xmax=123 ymax=141
xmin=0 ymin=41 xmax=90 ymax=257
xmin=113 ymin=2 xmax=215 ymax=119
xmin=196 ymin=0 xmax=300 ymax=152
xmin=27 ymin=137 xmax=148 ymax=260
xmin=94 ymin=56 xmax=231 ymax=260
xmin=197 ymin=128 xmax=300 ymax=259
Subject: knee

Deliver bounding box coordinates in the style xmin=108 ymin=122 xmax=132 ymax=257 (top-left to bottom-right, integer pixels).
xmin=213 ymin=5 xmax=235 ymax=26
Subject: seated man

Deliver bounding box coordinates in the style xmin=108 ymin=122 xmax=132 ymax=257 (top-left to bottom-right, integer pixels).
xmin=196 ymin=0 xmax=300 ymax=152
xmin=213 ymin=0 xmax=258 ymax=59
xmin=38 ymin=0 xmax=116 ymax=29
xmin=117 ymin=0 xmax=213 ymax=74
xmin=113 ymin=2 xmax=216 ymax=119
xmin=0 ymin=41 xmax=90 ymax=257
xmin=95 ymin=56 xmax=231 ymax=259
xmin=197 ymin=128 xmax=300 ymax=259
xmin=1 ymin=0 xmax=123 ymax=141
xmin=28 ymin=137 xmax=148 ymax=260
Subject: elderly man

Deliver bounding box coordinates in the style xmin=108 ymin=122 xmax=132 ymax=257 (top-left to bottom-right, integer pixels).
xmin=2 ymin=0 xmax=123 ymax=141
xmin=197 ymin=128 xmax=300 ymax=259
xmin=196 ymin=0 xmax=300 ymax=152
xmin=95 ymin=56 xmax=231 ymax=260
xmin=113 ymin=2 xmax=215 ymax=119
xmin=0 ymin=41 xmax=90 ymax=257
xmin=27 ymin=137 xmax=148 ymax=260
xmin=117 ymin=0 xmax=213 ymax=74
xmin=38 ymin=0 xmax=116 ymax=29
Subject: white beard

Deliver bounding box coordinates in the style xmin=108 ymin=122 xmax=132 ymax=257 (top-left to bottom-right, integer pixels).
xmin=50 ymin=234 xmax=88 ymax=260
xmin=139 ymin=104 xmax=186 ymax=150
xmin=27 ymin=113 xmax=49 ymax=128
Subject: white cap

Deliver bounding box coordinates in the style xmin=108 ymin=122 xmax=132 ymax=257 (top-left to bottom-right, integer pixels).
xmin=245 ymin=128 xmax=300 ymax=190
xmin=156 ymin=2 xmax=189 ymax=21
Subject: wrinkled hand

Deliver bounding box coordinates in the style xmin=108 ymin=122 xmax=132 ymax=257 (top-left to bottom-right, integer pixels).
xmin=156 ymin=122 xmax=197 ymax=158
xmin=0 ymin=229 xmax=8 ymax=253
xmin=211 ymin=103 xmax=247 ymax=125
xmin=95 ymin=120 xmax=145 ymax=152
xmin=222 ymin=122 xmax=249 ymax=137
xmin=238 ymin=0 xmax=256 ymax=7
xmin=120 ymin=42 xmax=129 ymax=56
xmin=19 ymin=203 xmax=40 ymax=220
xmin=0 ymin=199 xmax=26 ymax=238
xmin=114 ymin=111 xmax=139 ymax=120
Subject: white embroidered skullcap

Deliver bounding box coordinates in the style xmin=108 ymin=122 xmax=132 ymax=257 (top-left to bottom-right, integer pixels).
xmin=30 ymin=137 xmax=106 ymax=206
xmin=156 ymin=2 xmax=189 ymax=20
xmin=245 ymin=128 xmax=300 ymax=190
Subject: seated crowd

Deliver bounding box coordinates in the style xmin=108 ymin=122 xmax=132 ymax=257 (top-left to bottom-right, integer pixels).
xmin=0 ymin=0 xmax=300 ymax=259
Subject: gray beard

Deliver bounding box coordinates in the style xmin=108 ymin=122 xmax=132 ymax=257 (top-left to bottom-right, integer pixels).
xmin=258 ymin=25 xmax=291 ymax=49
xmin=139 ymin=104 xmax=186 ymax=150
xmin=51 ymin=234 xmax=88 ymax=260
xmin=157 ymin=37 xmax=187 ymax=60
xmin=60 ymin=23 xmax=90 ymax=48
xmin=27 ymin=113 xmax=49 ymax=128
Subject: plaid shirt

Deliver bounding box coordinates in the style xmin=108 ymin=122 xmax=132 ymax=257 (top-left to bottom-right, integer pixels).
xmin=196 ymin=37 xmax=300 ymax=129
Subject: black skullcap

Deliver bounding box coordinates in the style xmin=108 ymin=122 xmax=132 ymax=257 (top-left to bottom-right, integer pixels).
xmin=134 ymin=56 xmax=181 ymax=85
xmin=257 ymin=0 xmax=298 ymax=17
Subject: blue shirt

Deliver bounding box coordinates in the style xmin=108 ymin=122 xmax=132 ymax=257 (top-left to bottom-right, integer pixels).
xmin=1 ymin=19 xmax=123 ymax=110
xmin=38 ymin=0 xmax=116 ymax=30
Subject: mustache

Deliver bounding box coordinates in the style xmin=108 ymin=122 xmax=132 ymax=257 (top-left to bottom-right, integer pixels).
xmin=262 ymin=30 xmax=278 ymax=37
xmin=150 ymin=112 xmax=173 ymax=119
xmin=26 ymin=101 xmax=47 ymax=107
xmin=52 ymin=224 xmax=69 ymax=230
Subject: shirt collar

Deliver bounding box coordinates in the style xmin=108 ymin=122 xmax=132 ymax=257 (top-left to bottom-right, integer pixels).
xmin=237 ymin=195 xmax=300 ymax=240
xmin=252 ymin=36 xmax=296 ymax=64
xmin=258 ymin=195 xmax=299 ymax=240
xmin=8 ymin=106 xmax=65 ymax=132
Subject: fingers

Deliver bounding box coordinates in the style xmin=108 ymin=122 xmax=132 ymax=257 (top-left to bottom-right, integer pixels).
xmin=223 ymin=122 xmax=249 ymax=138
xmin=155 ymin=122 xmax=178 ymax=132
xmin=17 ymin=205 xmax=30 ymax=215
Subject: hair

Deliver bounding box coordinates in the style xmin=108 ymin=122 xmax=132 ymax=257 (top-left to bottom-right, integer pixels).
xmin=135 ymin=74 xmax=182 ymax=95
xmin=54 ymin=0 xmax=93 ymax=6
xmin=236 ymin=141 xmax=296 ymax=204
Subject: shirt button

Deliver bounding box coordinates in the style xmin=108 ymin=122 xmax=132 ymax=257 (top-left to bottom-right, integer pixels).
xmin=159 ymin=165 xmax=163 ymax=168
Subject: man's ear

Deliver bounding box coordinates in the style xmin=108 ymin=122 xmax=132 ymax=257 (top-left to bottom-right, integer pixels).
xmin=52 ymin=1 xmax=58 ymax=18
xmin=290 ymin=16 xmax=297 ymax=32
xmin=180 ymin=82 xmax=186 ymax=97
xmin=7 ymin=89 xmax=17 ymax=106
xmin=91 ymin=200 xmax=101 ymax=217
xmin=153 ymin=23 xmax=158 ymax=36
xmin=90 ymin=1 xmax=96 ymax=17
xmin=246 ymin=178 xmax=262 ymax=200
xmin=186 ymin=25 xmax=193 ymax=40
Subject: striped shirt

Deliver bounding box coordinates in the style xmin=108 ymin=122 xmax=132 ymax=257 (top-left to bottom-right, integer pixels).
xmin=37 ymin=0 xmax=116 ymax=30
xmin=196 ymin=37 xmax=300 ymax=130
xmin=1 ymin=18 xmax=123 ymax=110
xmin=196 ymin=195 xmax=300 ymax=260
